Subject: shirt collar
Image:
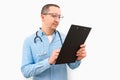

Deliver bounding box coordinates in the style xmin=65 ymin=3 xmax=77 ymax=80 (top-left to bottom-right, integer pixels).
xmin=37 ymin=27 xmax=57 ymax=37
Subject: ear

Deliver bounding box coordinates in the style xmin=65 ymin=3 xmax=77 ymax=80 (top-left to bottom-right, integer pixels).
xmin=41 ymin=14 xmax=44 ymax=19
xmin=41 ymin=14 xmax=45 ymax=21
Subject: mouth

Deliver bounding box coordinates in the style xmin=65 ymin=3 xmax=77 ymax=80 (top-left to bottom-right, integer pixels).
xmin=53 ymin=23 xmax=58 ymax=26
xmin=52 ymin=24 xmax=58 ymax=29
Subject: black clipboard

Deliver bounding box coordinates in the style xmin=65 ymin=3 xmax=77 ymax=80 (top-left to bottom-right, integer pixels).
xmin=55 ymin=24 xmax=92 ymax=64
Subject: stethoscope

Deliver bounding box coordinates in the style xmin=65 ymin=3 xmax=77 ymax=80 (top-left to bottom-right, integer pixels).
xmin=34 ymin=28 xmax=63 ymax=45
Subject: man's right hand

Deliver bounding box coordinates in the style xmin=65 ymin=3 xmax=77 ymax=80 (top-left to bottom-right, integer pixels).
xmin=49 ymin=49 xmax=60 ymax=64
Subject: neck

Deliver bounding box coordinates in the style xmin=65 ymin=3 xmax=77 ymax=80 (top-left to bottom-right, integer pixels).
xmin=41 ymin=26 xmax=55 ymax=36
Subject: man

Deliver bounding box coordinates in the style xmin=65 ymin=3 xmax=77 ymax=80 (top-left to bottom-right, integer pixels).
xmin=21 ymin=4 xmax=86 ymax=80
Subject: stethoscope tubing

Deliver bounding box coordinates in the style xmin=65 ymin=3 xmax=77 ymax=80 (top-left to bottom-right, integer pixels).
xmin=34 ymin=30 xmax=62 ymax=45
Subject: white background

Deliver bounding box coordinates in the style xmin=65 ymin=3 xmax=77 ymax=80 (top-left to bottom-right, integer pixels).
xmin=0 ymin=0 xmax=120 ymax=80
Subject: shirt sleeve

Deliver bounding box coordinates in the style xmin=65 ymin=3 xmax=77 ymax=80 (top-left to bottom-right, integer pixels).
xmin=21 ymin=38 xmax=51 ymax=78
xmin=67 ymin=60 xmax=81 ymax=69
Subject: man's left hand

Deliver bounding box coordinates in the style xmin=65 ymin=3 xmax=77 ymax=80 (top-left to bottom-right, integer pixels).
xmin=76 ymin=44 xmax=87 ymax=61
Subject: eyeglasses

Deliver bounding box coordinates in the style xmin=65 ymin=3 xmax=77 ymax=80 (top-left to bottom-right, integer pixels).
xmin=43 ymin=13 xmax=64 ymax=19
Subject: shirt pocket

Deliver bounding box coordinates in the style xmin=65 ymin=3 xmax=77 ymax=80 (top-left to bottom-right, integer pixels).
xmin=33 ymin=44 xmax=48 ymax=62
xmin=36 ymin=50 xmax=47 ymax=57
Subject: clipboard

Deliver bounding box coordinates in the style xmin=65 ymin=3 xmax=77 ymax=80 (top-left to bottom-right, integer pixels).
xmin=55 ymin=24 xmax=92 ymax=64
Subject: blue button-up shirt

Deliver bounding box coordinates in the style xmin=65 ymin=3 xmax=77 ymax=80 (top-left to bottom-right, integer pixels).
xmin=21 ymin=29 xmax=81 ymax=80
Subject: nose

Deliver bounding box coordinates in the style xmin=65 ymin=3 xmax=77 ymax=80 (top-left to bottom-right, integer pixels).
xmin=54 ymin=17 xmax=60 ymax=22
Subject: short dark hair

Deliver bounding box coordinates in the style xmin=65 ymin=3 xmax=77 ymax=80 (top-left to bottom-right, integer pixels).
xmin=41 ymin=4 xmax=60 ymax=14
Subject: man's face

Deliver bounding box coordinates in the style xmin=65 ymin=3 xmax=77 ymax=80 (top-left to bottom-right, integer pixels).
xmin=41 ymin=6 xmax=61 ymax=30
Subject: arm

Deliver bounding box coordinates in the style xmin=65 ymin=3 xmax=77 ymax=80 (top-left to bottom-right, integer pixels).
xmin=67 ymin=60 xmax=81 ymax=69
xmin=67 ymin=44 xmax=87 ymax=69
xmin=21 ymin=38 xmax=51 ymax=78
